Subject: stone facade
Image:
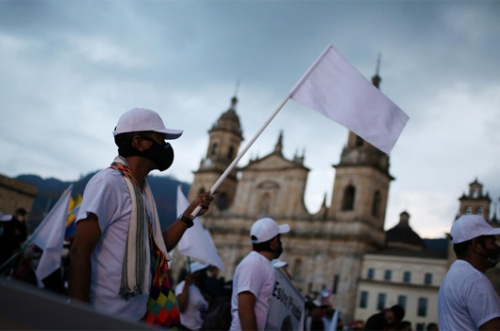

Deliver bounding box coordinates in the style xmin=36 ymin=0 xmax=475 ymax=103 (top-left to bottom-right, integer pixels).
xmin=0 ymin=173 xmax=37 ymax=218
xmin=170 ymin=72 xmax=395 ymax=321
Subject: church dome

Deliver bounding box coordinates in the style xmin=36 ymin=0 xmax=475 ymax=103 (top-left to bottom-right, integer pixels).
xmin=385 ymin=211 xmax=425 ymax=250
xmin=219 ymin=97 xmax=241 ymax=123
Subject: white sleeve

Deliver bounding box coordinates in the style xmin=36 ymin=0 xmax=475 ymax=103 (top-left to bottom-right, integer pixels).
xmin=468 ymin=276 xmax=500 ymax=327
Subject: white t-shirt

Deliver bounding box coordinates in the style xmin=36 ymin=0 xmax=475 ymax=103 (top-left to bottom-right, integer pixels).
xmin=438 ymin=259 xmax=500 ymax=330
xmin=175 ymin=280 xmax=208 ymax=330
xmin=76 ymin=168 xmax=150 ymax=321
xmin=230 ymin=251 xmax=275 ymax=331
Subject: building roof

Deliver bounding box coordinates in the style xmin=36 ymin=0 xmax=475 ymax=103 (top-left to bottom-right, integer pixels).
xmin=369 ymin=246 xmax=447 ymax=259
xmin=385 ymin=211 xmax=426 ymax=250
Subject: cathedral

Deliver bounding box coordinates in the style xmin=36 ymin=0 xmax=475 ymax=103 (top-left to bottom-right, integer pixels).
xmin=169 ymin=69 xmax=394 ymax=321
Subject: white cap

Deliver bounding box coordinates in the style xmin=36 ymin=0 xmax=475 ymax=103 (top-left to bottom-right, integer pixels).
xmin=189 ymin=261 xmax=209 ymax=274
xmin=113 ymin=108 xmax=183 ymax=139
xmin=0 ymin=211 xmax=12 ymax=222
xmin=450 ymin=214 xmax=500 ymax=244
xmin=250 ymin=217 xmax=290 ymax=244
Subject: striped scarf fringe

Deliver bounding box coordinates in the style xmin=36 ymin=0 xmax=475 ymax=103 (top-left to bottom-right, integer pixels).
xmin=109 ymin=156 xmax=168 ymax=298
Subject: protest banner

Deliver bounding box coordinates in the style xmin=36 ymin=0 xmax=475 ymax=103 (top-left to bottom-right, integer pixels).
xmin=265 ymin=268 xmax=305 ymax=331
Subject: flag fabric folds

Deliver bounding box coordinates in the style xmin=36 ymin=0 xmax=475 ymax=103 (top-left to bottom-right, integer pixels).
xmin=31 ymin=185 xmax=73 ymax=281
xmin=176 ymin=186 xmax=224 ymax=271
xmin=290 ymin=44 xmax=409 ymax=154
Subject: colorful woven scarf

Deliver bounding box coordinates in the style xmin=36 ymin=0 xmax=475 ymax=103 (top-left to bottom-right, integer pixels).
xmin=109 ymin=156 xmax=169 ymax=297
xmin=109 ymin=156 xmax=180 ymax=328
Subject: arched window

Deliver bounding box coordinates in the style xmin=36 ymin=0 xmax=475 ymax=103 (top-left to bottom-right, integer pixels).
xmin=372 ymin=191 xmax=381 ymax=217
xmin=341 ymin=185 xmax=356 ymax=211
xmin=477 ymin=207 xmax=484 ymax=216
xmin=211 ymin=143 xmax=218 ymax=156
xmin=216 ymin=192 xmax=228 ymax=210
xmin=198 ymin=187 xmax=206 ymax=195
xmin=464 ymin=206 xmax=472 ymax=215
xmin=228 ymin=146 xmax=235 ymax=160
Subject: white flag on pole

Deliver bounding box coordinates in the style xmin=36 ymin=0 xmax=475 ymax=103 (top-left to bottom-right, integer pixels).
xmin=290 ymin=44 xmax=409 ymax=154
xmin=176 ymin=186 xmax=224 ymax=271
xmin=31 ymin=184 xmax=73 ymax=281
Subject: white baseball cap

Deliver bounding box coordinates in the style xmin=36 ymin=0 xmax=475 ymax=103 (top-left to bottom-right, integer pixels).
xmin=250 ymin=217 xmax=290 ymax=244
xmin=0 ymin=211 xmax=12 ymax=222
xmin=113 ymin=108 xmax=183 ymax=139
xmin=450 ymin=214 xmax=500 ymax=244
xmin=189 ymin=261 xmax=209 ymax=274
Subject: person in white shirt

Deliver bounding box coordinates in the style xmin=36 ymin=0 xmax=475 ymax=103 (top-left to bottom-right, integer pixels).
xmin=175 ymin=261 xmax=210 ymax=330
xmin=438 ymin=214 xmax=500 ymax=330
xmin=69 ymin=108 xmax=215 ymax=328
xmin=230 ymin=217 xmax=290 ymax=331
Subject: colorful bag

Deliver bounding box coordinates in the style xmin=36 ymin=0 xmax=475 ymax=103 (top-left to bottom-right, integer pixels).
xmin=143 ymin=222 xmax=181 ymax=329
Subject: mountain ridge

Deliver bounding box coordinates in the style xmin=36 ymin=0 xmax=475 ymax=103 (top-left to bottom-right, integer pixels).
xmin=17 ymin=172 xmax=190 ymax=232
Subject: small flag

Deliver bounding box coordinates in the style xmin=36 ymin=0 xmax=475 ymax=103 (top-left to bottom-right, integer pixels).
xmin=176 ymin=186 xmax=224 ymax=271
xmin=290 ymin=44 xmax=409 ymax=154
xmin=31 ymin=185 xmax=73 ymax=281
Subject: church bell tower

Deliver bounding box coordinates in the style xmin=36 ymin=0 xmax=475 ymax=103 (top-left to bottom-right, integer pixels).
xmin=188 ymin=96 xmax=243 ymax=211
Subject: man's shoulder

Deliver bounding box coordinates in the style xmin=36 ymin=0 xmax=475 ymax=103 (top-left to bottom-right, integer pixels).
xmin=87 ymin=168 xmax=125 ymax=187
xmin=236 ymin=252 xmax=274 ymax=278
xmin=448 ymin=260 xmax=484 ymax=279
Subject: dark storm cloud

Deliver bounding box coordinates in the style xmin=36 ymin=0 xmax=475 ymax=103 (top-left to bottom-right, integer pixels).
xmin=1 ymin=0 xmax=500 ymax=237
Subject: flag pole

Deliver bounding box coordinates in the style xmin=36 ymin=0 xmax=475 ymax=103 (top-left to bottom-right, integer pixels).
xmin=189 ymin=93 xmax=291 ymax=218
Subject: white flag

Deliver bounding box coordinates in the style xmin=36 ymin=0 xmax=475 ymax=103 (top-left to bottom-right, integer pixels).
xmin=328 ymin=309 xmax=339 ymax=331
xmin=31 ymin=184 xmax=73 ymax=281
xmin=176 ymin=186 xmax=224 ymax=271
xmin=290 ymin=44 xmax=409 ymax=154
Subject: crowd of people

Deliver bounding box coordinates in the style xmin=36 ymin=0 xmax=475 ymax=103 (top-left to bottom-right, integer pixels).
xmin=2 ymin=107 xmax=500 ymax=330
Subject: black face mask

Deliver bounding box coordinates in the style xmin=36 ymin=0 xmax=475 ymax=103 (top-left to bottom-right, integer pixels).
xmin=273 ymin=237 xmax=284 ymax=259
xmin=485 ymin=247 xmax=500 ymax=266
xmin=274 ymin=243 xmax=284 ymax=259
xmin=118 ymin=140 xmax=174 ymax=172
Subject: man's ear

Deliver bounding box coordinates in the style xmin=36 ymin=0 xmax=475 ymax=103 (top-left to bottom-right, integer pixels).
xmin=270 ymin=236 xmax=279 ymax=249
xmin=131 ymin=135 xmax=147 ymax=151
xmin=471 ymin=238 xmax=486 ymax=255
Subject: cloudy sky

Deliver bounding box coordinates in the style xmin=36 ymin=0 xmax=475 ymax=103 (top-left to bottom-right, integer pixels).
xmin=1 ymin=1 xmax=499 ymax=239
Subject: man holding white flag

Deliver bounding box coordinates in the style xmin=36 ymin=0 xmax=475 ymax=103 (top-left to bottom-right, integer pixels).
xmin=69 ymin=108 xmax=215 ymax=329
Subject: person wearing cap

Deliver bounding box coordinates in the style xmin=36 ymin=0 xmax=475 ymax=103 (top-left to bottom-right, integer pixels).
xmin=69 ymin=108 xmax=215 ymax=328
xmin=230 ymin=217 xmax=290 ymax=331
xmin=438 ymin=214 xmax=500 ymax=330
xmin=175 ymin=261 xmax=210 ymax=330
